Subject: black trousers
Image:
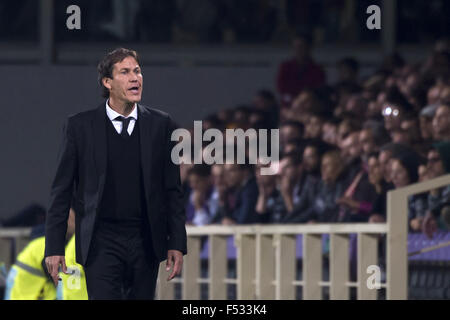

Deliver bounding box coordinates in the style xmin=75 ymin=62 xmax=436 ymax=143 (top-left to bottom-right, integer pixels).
xmin=84 ymin=220 xmax=160 ymax=300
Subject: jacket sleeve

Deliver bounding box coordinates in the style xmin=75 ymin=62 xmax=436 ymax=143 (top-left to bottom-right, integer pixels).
xmin=164 ymin=116 xmax=187 ymax=255
xmin=45 ymin=117 xmax=78 ymax=258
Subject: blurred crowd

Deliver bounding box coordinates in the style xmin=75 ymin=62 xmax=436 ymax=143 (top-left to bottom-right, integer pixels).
xmin=181 ymin=32 xmax=450 ymax=238
xmin=3 ymin=0 xmax=449 ymax=45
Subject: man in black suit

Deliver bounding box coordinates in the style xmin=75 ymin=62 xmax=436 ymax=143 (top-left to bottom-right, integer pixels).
xmin=44 ymin=48 xmax=187 ymax=300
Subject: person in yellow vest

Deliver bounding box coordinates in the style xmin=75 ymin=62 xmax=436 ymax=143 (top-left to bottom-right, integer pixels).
xmin=4 ymin=206 xmax=87 ymax=300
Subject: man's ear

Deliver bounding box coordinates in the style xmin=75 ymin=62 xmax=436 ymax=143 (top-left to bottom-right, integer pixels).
xmin=102 ymin=77 xmax=112 ymax=91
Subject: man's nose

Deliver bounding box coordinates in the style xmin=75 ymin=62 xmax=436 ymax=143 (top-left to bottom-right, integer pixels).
xmin=129 ymin=73 xmax=139 ymax=82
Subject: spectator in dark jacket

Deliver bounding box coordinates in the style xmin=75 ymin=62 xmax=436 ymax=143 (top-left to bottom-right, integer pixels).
xmin=215 ymin=163 xmax=259 ymax=224
xmin=255 ymin=163 xmax=286 ymax=223
xmin=390 ymin=150 xmax=428 ymax=232
xmin=283 ymin=150 xmax=347 ymax=223
xmin=422 ymin=141 xmax=450 ymax=237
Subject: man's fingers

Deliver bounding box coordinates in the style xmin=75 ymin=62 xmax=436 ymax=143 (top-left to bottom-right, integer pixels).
xmin=166 ymin=254 xmax=173 ymax=272
xmin=46 ymin=261 xmax=52 ymax=276
xmin=167 ymin=258 xmax=177 ymax=281
xmin=175 ymin=258 xmax=183 ymax=276
xmin=167 ymin=257 xmax=182 ymax=281
xmin=51 ymin=270 xmax=59 ymax=286
xmin=61 ymin=258 xmax=68 ymax=274
xmin=167 ymin=256 xmax=183 ymax=281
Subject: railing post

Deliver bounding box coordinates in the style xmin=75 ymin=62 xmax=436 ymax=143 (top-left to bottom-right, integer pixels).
xmin=183 ymin=236 xmax=201 ymax=299
xmin=357 ymin=233 xmax=378 ymax=300
xmin=255 ymin=233 xmax=275 ymax=299
xmin=274 ymin=234 xmax=296 ymax=299
xmin=303 ymin=234 xmax=322 ymax=299
xmin=14 ymin=237 xmax=29 ymax=259
xmin=209 ymin=235 xmax=227 ymax=299
xmin=0 ymin=238 xmax=12 ymax=269
xmin=329 ymin=233 xmax=349 ymax=300
xmin=235 ymin=233 xmax=256 ymax=299
xmin=387 ymin=190 xmax=408 ymax=299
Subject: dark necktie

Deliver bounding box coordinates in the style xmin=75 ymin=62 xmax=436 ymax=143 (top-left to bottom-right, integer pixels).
xmin=115 ymin=116 xmax=132 ymax=137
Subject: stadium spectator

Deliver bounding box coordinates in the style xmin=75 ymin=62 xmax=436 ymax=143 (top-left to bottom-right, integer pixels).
xmin=389 ymin=151 xmax=428 ymax=232
xmin=280 ymin=120 xmax=304 ymax=153
xmin=283 ymin=150 xmax=347 ymax=223
xmin=359 ymin=121 xmax=390 ymax=164
xmin=214 ymin=163 xmax=259 ymax=225
xmin=422 ymin=142 xmax=450 ymax=237
xmin=276 ymin=32 xmax=326 ymax=107
xmin=304 ymin=110 xmax=327 ymax=139
xmin=185 ymin=164 xmax=216 ymax=226
xmin=367 ymin=153 xmax=392 ymax=223
xmin=419 ymin=104 xmax=439 ymax=142
xmin=255 ymin=163 xmax=286 ymax=223
xmin=432 ymin=104 xmax=450 ymax=141
xmin=336 ymin=57 xmax=360 ymax=87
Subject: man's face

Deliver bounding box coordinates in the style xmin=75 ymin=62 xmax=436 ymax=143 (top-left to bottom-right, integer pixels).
xmin=280 ymin=125 xmax=301 ymax=146
xmin=428 ymin=85 xmax=441 ymax=105
xmin=188 ymin=174 xmax=211 ymax=193
xmin=382 ymin=104 xmax=403 ymax=131
xmin=103 ymin=56 xmax=143 ymax=104
xmin=359 ymin=129 xmax=376 ymax=156
xmin=427 ymin=150 xmax=445 ymax=178
xmin=432 ymin=105 xmax=450 ymax=139
xmin=322 ymin=122 xmax=338 ymax=145
xmin=303 ymin=146 xmax=319 ymax=173
xmin=368 ymin=156 xmax=383 ymax=184
xmin=224 ymin=164 xmax=244 ymax=189
xmin=391 ymin=159 xmax=410 ymax=188
xmin=419 ymin=116 xmax=433 ymax=140
xmin=379 ymin=150 xmax=393 ymax=182
xmin=341 ymin=132 xmax=362 ymax=162
xmin=305 ymin=116 xmax=323 ymax=139
xmin=321 ymin=154 xmax=342 ymax=184
xmin=212 ymin=164 xmax=226 ymax=186
xmin=293 ymin=38 xmax=309 ymax=61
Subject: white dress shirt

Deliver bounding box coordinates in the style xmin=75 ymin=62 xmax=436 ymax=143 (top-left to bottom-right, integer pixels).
xmin=105 ymin=100 xmax=138 ymax=135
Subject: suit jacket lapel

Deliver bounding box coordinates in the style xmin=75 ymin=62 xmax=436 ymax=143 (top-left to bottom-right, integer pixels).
xmin=138 ymin=104 xmax=154 ymax=207
xmin=92 ymin=102 xmax=107 ymax=208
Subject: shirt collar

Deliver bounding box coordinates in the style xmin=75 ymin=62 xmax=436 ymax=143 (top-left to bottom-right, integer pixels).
xmin=105 ymin=99 xmax=138 ymax=121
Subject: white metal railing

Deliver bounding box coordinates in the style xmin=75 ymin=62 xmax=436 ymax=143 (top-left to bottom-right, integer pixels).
xmin=1 ymin=174 xmax=449 ymax=300
xmin=156 ymin=223 xmax=388 ymax=300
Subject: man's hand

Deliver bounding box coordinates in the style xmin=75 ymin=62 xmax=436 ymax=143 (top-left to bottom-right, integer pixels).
xmin=44 ymin=255 xmax=68 ymax=286
xmin=221 ymin=217 xmax=236 ymax=226
xmin=166 ymin=250 xmax=183 ymax=281
xmin=336 ymin=197 xmax=360 ymax=211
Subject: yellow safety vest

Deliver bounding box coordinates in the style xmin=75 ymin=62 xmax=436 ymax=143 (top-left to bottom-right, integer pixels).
xmin=4 ymin=236 xmax=56 ymax=300
xmin=4 ymin=235 xmax=88 ymax=300
xmin=57 ymin=236 xmax=88 ymax=300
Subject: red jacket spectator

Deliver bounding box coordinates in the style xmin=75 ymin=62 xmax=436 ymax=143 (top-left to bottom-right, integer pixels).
xmin=277 ymin=57 xmax=326 ymax=107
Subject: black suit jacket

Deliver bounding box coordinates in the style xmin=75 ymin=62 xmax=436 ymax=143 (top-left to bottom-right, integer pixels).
xmin=44 ymin=102 xmax=187 ymax=265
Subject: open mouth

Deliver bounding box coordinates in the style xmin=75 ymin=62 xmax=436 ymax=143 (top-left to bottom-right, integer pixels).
xmin=128 ymin=86 xmax=140 ymax=94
